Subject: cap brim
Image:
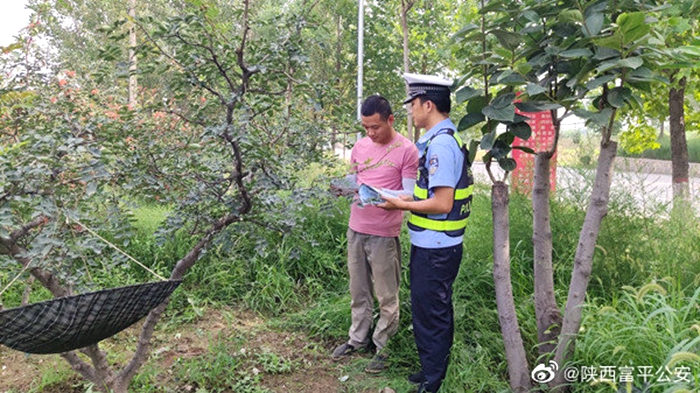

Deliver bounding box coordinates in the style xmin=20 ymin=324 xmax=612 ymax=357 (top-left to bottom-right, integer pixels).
xmin=402 ymin=91 xmax=424 ymax=104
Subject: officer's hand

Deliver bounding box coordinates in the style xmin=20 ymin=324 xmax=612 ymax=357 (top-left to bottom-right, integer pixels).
xmin=377 ymin=195 xmax=412 ymax=210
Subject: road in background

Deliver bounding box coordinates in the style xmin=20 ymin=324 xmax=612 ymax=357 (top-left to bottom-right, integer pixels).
xmin=471 ymin=161 xmax=700 ymax=215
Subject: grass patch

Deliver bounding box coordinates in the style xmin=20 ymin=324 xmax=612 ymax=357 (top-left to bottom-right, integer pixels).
xmin=619 ymin=134 xmax=700 ymax=163
xmin=3 ymin=167 xmax=699 ymax=392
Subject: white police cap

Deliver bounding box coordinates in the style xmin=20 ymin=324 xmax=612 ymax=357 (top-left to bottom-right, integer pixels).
xmin=403 ymin=73 xmax=453 ymax=104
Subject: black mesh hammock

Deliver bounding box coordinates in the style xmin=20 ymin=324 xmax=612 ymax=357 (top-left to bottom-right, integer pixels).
xmin=0 ymin=280 xmax=181 ymax=354
xmin=0 ymin=219 xmax=182 ymax=355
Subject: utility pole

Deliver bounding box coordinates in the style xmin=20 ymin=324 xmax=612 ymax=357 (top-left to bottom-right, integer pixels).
xmin=356 ymin=0 xmax=364 ymax=140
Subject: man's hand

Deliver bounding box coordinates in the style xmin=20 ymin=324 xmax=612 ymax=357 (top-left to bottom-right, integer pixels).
xmin=330 ymin=184 xmax=356 ymax=197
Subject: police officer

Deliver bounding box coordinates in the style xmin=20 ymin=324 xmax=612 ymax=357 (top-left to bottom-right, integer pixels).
xmin=378 ymin=73 xmax=473 ymax=393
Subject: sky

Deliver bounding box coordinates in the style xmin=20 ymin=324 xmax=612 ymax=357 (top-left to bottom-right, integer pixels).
xmin=0 ymin=0 xmax=32 ymax=47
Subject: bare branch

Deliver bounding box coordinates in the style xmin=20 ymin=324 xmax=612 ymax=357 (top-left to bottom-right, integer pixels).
xmin=236 ymin=0 xmax=261 ymax=94
xmin=84 ymin=344 xmax=114 ymax=386
xmin=0 ymin=222 xmax=69 ymax=298
xmin=201 ymin=24 xmax=237 ymax=93
xmin=61 ymin=351 xmax=100 ymax=385
xmin=120 ymin=210 xmax=242 ymax=383
xmin=9 ymin=216 xmax=46 ymax=242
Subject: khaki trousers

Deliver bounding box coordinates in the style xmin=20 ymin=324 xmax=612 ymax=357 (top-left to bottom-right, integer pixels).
xmin=346 ymin=228 xmax=401 ymax=352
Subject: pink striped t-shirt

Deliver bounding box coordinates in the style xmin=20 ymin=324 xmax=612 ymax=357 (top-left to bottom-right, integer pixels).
xmin=349 ymin=132 xmax=419 ymax=237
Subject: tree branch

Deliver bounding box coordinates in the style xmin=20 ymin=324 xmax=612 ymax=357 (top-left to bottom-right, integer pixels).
xmin=61 ymin=351 xmax=100 ymax=386
xmin=9 ymin=216 xmax=46 ymax=243
xmin=119 ymin=210 xmax=242 ymax=384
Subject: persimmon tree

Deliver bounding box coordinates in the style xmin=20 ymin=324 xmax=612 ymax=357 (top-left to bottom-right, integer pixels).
xmin=1 ymin=0 xmax=336 ymax=392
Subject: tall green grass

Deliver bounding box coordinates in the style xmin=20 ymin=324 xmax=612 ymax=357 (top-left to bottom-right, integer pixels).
xmin=619 ymin=134 xmax=700 ymax=163
xmin=275 ymin=178 xmax=700 ymax=392
xmin=571 ymin=282 xmax=700 ymax=392
xmin=4 ymin=163 xmax=699 ymax=392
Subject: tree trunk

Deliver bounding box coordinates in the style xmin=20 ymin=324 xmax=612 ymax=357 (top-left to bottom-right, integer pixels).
xmin=532 ymin=153 xmax=562 ymax=356
xmin=492 ymin=181 xmax=531 ymax=392
xmin=400 ymin=0 xmax=414 ymax=140
xmin=128 ymin=0 xmax=137 ymax=107
xmin=552 ymin=140 xmax=617 ymax=388
xmin=669 ymin=75 xmax=689 ymax=212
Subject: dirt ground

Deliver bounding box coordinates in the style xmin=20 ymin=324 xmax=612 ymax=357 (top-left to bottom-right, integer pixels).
xmin=0 ymin=308 xmax=392 ymax=393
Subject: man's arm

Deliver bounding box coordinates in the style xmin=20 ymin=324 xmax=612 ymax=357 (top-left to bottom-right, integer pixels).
xmin=401 ymin=177 xmax=416 ymax=195
xmin=378 ymin=186 xmax=454 ymax=214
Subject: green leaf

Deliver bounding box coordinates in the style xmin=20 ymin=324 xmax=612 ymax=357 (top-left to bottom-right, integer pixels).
xmin=627 ymin=67 xmax=655 ymax=82
xmin=608 ymin=87 xmax=632 ymax=108
xmin=491 ymin=92 xmax=517 ymax=109
xmin=490 ymin=140 xmax=511 ymax=160
xmin=677 ymin=46 xmax=700 ymax=58
xmin=497 ymin=131 xmax=515 ymax=146
xmin=515 ymin=63 xmax=533 ymax=76
xmin=573 ymin=108 xmax=596 ymax=120
xmin=520 ymin=25 xmax=543 ymax=35
xmin=525 ymin=83 xmax=547 ymax=96
xmin=97 ymin=44 xmax=122 ymax=61
xmin=509 ymin=122 xmax=532 ymax=141
xmin=558 ymin=9 xmax=583 ymax=24
xmin=450 ymin=24 xmax=480 ymax=44
xmin=595 ymin=60 xmax=619 ymax=73
xmin=596 ymin=57 xmax=642 ymax=73
xmin=596 ymin=33 xmax=623 ymax=51
xmin=481 ymin=120 xmax=499 ymax=136
xmin=469 ymin=140 xmax=479 ymax=164
xmin=594 ymin=47 xmax=620 ymax=61
xmin=618 ymin=12 xmax=649 ymax=44
xmin=589 ymin=108 xmax=614 ymax=127
xmin=467 ymin=95 xmax=489 ymax=114
xmin=483 ymin=104 xmax=515 ymax=122
xmin=458 ymin=113 xmax=485 ymax=131
xmin=456 ymin=86 xmax=480 ymax=104
xmin=585 ymin=75 xmax=616 ymax=90
xmin=668 ymin=17 xmax=692 ymax=34
xmin=481 ymin=131 xmax=496 ymax=150
xmin=490 ymin=29 xmax=522 ymax=51
xmin=497 ymin=72 xmax=527 ymax=85
xmin=583 ymin=12 xmax=604 ymax=37
xmin=521 ymin=10 xmax=540 ymax=23
xmin=498 ymin=157 xmax=517 ymax=172
xmin=514 ymin=102 xmax=562 ymax=112
xmin=617 ymin=57 xmax=644 ymax=69
xmin=559 ymin=48 xmax=593 ymax=58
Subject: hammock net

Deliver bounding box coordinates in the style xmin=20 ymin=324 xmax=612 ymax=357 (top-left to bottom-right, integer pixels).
xmin=0 ymin=280 xmax=181 ymax=354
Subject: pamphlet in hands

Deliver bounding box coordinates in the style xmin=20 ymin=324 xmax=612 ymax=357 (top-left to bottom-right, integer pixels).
xmin=357 ymin=184 xmax=404 ymax=206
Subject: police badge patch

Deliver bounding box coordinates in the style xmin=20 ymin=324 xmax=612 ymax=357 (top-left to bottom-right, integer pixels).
xmin=429 ymin=155 xmax=439 ymax=175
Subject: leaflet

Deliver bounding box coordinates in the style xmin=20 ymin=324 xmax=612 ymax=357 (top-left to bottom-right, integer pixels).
xmin=357 ymin=184 xmax=404 ymax=206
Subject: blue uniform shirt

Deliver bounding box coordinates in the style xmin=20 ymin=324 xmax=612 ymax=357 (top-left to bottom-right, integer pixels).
xmin=409 ymin=118 xmax=465 ymax=249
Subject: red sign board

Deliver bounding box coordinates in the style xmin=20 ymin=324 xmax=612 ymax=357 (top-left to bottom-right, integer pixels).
xmin=511 ymin=109 xmax=557 ymax=194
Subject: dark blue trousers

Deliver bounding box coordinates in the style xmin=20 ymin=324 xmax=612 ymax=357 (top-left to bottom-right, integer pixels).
xmin=410 ymin=244 xmax=462 ymax=393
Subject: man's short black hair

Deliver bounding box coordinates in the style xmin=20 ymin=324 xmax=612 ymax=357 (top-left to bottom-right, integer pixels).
xmin=361 ymin=95 xmax=393 ymax=121
xmin=417 ymin=94 xmax=451 ymax=114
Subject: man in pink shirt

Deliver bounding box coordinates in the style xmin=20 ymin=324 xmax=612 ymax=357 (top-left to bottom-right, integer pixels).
xmin=332 ymin=95 xmax=419 ymax=373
